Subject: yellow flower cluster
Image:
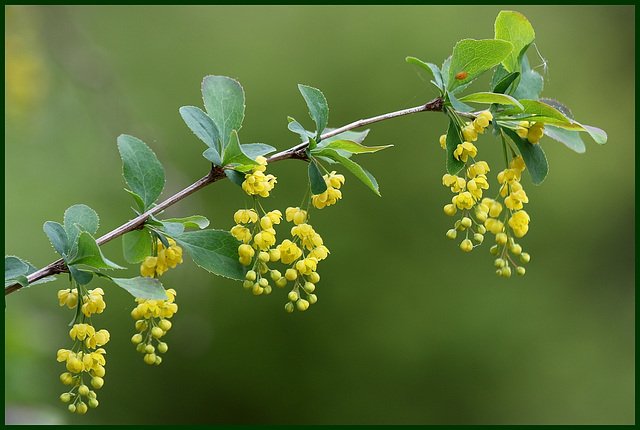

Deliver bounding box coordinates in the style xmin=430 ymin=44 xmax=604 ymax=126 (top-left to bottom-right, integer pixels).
xmin=440 ymin=111 xmax=531 ymax=276
xmin=516 ymin=121 xmax=545 ymax=144
xmin=140 ymin=237 xmax=183 ymax=277
xmin=242 ymin=156 xmax=277 ymax=197
xmin=230 ymin=205 xmax=327 ymax=311
xmin=311 ymin=171 xmax=345 ymax=209
xmin=232 ymin=208 xmax=283 ymax=268
xmin=56 ymin=287 xmax=109 ymax=414
xmin=131 ymin=288 xmax=178 ymax=365
xmin=280 ymin=208 xmax=327 ymax=312
xmin=472 ymin=156 xmax=531 ymax=277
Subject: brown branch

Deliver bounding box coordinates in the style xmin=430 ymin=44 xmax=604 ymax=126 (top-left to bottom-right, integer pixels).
xmin=5 ymin=98 xmax=444 ymax=296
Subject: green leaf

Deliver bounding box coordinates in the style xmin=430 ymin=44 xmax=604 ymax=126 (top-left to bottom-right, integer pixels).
xmin=201 ymin=75 xmax=245 ymax=150
xmin=446 ymin=91 xmax=474 ymax=113
xmin=319 ymin=129 xmax=370 ymax=146
xmin=179 ymin=105 xmax=220 ymax=150
xmin=445 ymin=115 xmax=465 ymax=175
xmin=95 ymin=273 xmax=168 ymax=300
xmin=503 ymin=128 xmax=549 ymax=185
xmin=122 ymin=228 xmax=153 ymax=264
xmin=318 ymin=139 xmax=392 ymax=154
xmin=510 ymin=56 xmax=543 ymax=100
xmin=579 ymin=124 xmax=607 ymax=145
xmin=67 ymin=232 xmax=125 ymax=269
xmin=501 ymin=99 xmax=572 ymax=125
xmin=64 ymin=204 xmax=99 ymax=256
xmin=544 ymin=124 xmax=586 ymax=154
xmin=4 ymin=256 xmax=55 ymax=287
xmin=202 ymin=147 xmax=223 ymax=166
xmin=512 ymin=68 xmax=544 ymax=100
xmin=315 ymin=148 xmax=380 ymax=196
xmin=287 ymin=118 xmax=315 ymax=142
xmin=224 ymin=169 xmax=246 ymax=187
xmin=124 ymin=189 xmax=146 ymax=214
xmin=491 ymin=65 xmax=520 ymax=94
xmin=308 ymin=161 xmax=327 ymax=195
xmin=447 ymin=38 xmax=513 ymax=92
xmin=240 ymin=143 xmax=277 ymax=159
xmin=495 ymin=10 xmax=536 ymax=73
xmin=68 ymin=265 xmax=94 ymax=285
xmin=221 ymin=130 xmax=260 ymax=171
xmin=117 ymin=134 xmax=165 ymax=211
xmin=458 ymin=92 xmax=523 ymax=111
xmin=173 ymin=230 xmax=247 ymax=280
xmin=43 ymin=221 xmax=69 ymax=257
xmin=298 ymin=84 xmax=329 ymax=140
xmin=159 ymin=221 xmax=185 ymax=237
xmin=406 ymin=56 xmax=444 ymax=91
xmin=5 ymin=256 xmax=29 ymax=283
xmin=161 ymin=215 xmax=210 ymax=230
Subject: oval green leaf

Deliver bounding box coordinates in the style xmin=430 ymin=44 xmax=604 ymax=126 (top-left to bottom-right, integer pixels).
xmin=173 ymin=230 xmax=247 ymax=280
xmin=448 ymin=38 xmax=513 ymax=92
xmin=495 ymin=11 xmax=535 ymax=73
xmin=458 ymin=92 xmax=523 ymax=111
xmin=117 ymin=134 xmax=165 ymax=211
xmin=201 ymin=75 xmax=245 ymax=150
xmin=308 ymin=161 xmax=327 ymax=195
xmin=298 ymin=84 xmax=329 ymax=140
xmin=179 ymin=105 xmax=220 ymax=150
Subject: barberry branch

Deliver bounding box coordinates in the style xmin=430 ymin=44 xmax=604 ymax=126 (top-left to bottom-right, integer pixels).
xmin=5 ymin=97 xmax=445 ymax=296
xmin=267 ymin=97 xmax=444 ymax=164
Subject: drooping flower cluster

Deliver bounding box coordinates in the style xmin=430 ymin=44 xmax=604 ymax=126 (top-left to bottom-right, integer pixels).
xmin=311 ymin=171 xmax=345 ymax=209
xmin=231 ymin=158 xmax=333 ymax=311
xmin=130 ymin=288 xmax=178 ymax=365
xmin=242 ymin=156 xmax=277 ymax=197
xmin=134 ymin=234 xmax=182 ymax=364
xmin=440 ymin=111 xmax=531 ymax=277
xmin=140 ymin=237 xmax=183 ymax=277
xmin=56 ymin=286 xmax=109 ymax=414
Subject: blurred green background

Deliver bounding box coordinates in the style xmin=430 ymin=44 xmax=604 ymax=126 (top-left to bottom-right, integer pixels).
xmin=4 ymin=5 xmax=634 ymax=425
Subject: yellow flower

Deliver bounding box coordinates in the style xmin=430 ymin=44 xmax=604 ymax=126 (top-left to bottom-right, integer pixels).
xmin=277 ymin=240 xmax=302 ymax=265
xmin=81 ymin=288 xmax=106 ymax=317
xmin=485 ymin=218 xmax=505 ymax=235
xmin=230 ymin=224 xmax=253 ymax=243
xmin=312 ymin=172 xmax=345 ymax=209
xmin=452 ymin=191 xmax=475 ymax=210
xmin=242 ymin=158 xmax=277 ymax=197
xmin=58 ymin=288 xmax=78 ymax=308
xmin=234 ymin=209 xmax=259 ymax=224
xmin=462 ymin=124 xmax=478 ymax=142
xmin=467 ymin=161 xmax=490 ymax=178
xmin=443 ymin=174 xmax=466 ymax=193
xmin=510 ymin=156 xmax=526 ymax=172
xmin=509 ymin=210 xmax=530 ymax=237
xmin=453 ymin=141 xmax=477 ymax=162
xmin=439 ymin=134 xmax=447 ymax=149
xmin=70 ymin=323 xmax=95 ymax=341
xmin=504 ymin=182 xmax=529 ymax=210
xmin=285 ymin=207 xmax=307 ymax=225
xmin=253 ymin=228 xmax=276 ymax=251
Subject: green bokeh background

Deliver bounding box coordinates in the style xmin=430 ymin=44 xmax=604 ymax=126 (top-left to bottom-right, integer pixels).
xmin=4 ymin=5 xmax=634 ymax=425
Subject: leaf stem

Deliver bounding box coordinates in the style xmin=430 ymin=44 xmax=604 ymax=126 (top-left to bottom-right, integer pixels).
xmin=5 ymin=97 xmax=445 ymax=296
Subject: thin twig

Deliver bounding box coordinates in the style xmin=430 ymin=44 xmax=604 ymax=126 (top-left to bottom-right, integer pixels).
xmin=5 ymin=98 xmax=444 ymax=296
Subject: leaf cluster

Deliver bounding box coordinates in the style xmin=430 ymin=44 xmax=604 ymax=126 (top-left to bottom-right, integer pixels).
xmin=407 ymin=10 xmax=606 ymax=185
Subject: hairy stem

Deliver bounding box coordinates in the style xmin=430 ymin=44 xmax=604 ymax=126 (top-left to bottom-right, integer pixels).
xmin=5 ymin=97 xmax=444 ymax=296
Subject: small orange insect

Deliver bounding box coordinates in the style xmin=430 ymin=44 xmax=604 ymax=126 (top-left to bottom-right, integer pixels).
xmin=455 ymin=71 xmax=468 ymax=80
